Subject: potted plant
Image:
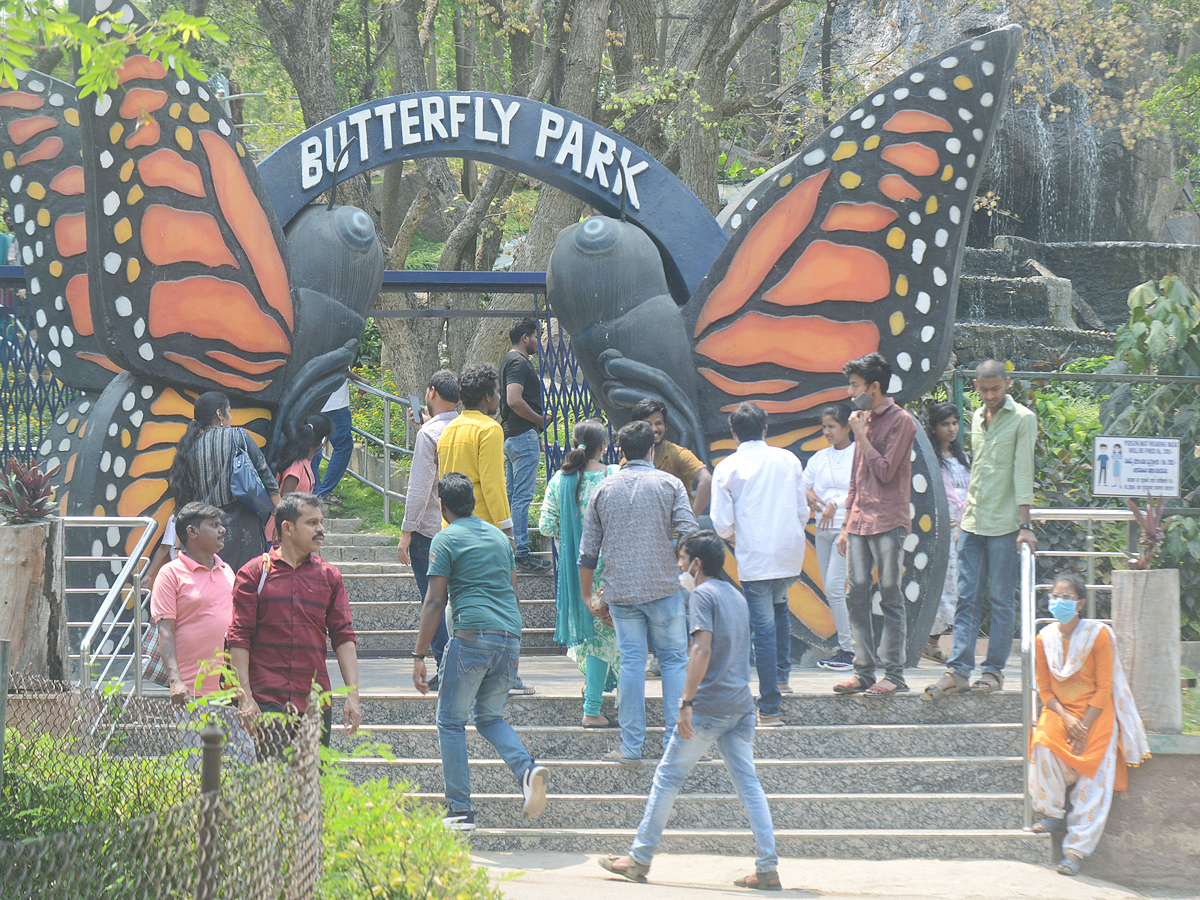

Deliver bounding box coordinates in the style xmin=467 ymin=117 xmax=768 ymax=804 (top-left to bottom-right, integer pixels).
xmin=0 ymin=459 xmax=68 ymax=680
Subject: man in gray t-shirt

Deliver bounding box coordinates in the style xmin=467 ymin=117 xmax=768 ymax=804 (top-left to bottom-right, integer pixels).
xmin=599 ymin=531 xmax=779 ymax=890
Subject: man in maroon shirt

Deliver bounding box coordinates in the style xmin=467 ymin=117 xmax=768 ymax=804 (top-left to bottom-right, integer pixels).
xmin=229 ymin=492 xmax=361 ymax=748
xmin=833 ymin=353 xmax=917 ymax=697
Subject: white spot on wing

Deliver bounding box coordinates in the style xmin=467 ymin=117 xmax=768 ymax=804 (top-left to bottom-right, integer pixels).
xmin=893 ymin=87 xmax=909 ymax=100
xmin=861 ymin=114 xmax=876 ymax=129
xmin=982 ymin=61 xmax=995 ymax=76
xmin=980 ymin=92 xmax=994 ymax=107
xmin=897 ymin=352 xmax=912 ymax=371
xmin=940 ymin=56 xmax=958 ymax=68
xmin=888 ymin=374 xmax=902 ymax=394
xmin=921 ymin=326 xmax=935 ymax=342
xmin=115 ymin=296 xmax=132 ymax=317
xmin=730 ymin=214 xmax=742 ymax=229
xmin=830 ymin=125 xmax=843 ymax=138
xmin=946 ymin=138 xmax=962 ymax=154
xmin=909 ymin=211 xmax=921 ymax=225
xmin=103 ymin=191 xmax=120 ymax=215
xmin=935 ymin=228 xmax=949 ymax=247
xmin=95 ymin=94 xmax=111 ymax=115
xmin=803 ymin=148 xmax=826 ymax=166
xmin=929 ymin=87 xmax=947 ymax=101
xmin=911 ymin=239 xmax=927 ymax=264
xmin=910 ymin=72 xmax=925 ymax=83
xmin=933 ymin=267 xmax=948 ymax=286
xmin=872 ymin=94 xmax=885 ymax=107
xmin=103 ymin=252 xmax=121 ymax=273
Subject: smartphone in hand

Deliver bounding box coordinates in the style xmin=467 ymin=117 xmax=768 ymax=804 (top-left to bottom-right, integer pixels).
xmin=408 ymin=395 xmax=425 ymax=426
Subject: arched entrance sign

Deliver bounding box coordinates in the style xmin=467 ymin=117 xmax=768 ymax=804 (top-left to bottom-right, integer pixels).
xmin=257 ymin=92 xmax=726 ymax=302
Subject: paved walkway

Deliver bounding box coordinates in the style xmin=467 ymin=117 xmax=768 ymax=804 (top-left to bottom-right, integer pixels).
xmin=471 ymin=852 xmax=1187 ymax=900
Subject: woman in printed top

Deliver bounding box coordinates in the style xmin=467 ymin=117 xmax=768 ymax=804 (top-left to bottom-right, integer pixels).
xmin=169 ymin=391 xmax=280 ymax=572
xmin=266 ymin=413 xmax=333 ymax=542
xmin=1029 ymin=572 xmax=1149 ymax=877
xmin=538 ymin=418 xmax=621 ymax=728
xmin=805 ymin=404 xmax=856 ymax=673
xmin=924 ymin=401 xmax=971 ymax=664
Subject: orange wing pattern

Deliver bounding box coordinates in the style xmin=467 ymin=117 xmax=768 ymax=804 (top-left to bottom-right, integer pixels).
xmin=0 ymin=72 xmax=122 ymax=393
xmin=77 ymin=42 xmax=299 ymax=403
xmin=690 ymin=28 xmax=1022 ymax=435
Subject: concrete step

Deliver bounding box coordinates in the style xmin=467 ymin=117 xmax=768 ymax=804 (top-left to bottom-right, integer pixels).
xmin=464 ymin=828 xmax=1052 ymax=863
xmin=322 ymin=545 xmax=406 ymax=563
xmin=341 ymin=756 xmax=1025 ymax=795
xmin=336 ymin=691 xmax=1022 ymax=727
xmin=412 ymin=791 xmax=1024 ymax=831
xmin=353 ymin=628 xmax=561 ymax=656
xmin=321 ymin=532 xmax=398 ymax=547
xmin=341 ymin=572 xmax=555 ymax=603
xmin=337 ymin=722 xmax=1023 ymax=760
xmin=349 ymin=599 xmax=557 ymax=632
xmin=324 ymin=517 xmax=364 ymax=534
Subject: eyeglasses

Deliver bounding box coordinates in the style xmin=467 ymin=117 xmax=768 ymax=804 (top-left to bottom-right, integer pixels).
xmin=1048 ymin=593 xmax=1078 ymax=602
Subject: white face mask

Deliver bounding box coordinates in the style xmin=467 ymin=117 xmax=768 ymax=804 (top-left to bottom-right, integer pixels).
xmin=678 ymin=560 xmax=700 ymax=593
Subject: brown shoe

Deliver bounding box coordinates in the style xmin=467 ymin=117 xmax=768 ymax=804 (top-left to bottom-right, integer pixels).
xmin=599 ymin=855 xmax=649 ymax=883
xmin=734 ymin=871 xmax=781 ymax=891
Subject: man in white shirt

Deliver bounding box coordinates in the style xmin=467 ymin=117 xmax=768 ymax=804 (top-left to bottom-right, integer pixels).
xmin=711 ymin=402 xmax=808 ymax=726
xmin=315 ymin=376 xmax=353 ymax=501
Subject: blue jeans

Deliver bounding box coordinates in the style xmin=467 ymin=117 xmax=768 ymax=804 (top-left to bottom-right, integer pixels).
xmin=503 ymin=429 xmax=540 ymax=557
xmin=740 ymin=578 xmax=794 ymax=717
xmin=315 ymin=406 xmax=353 ymax=497
xmin=408 ymin=531 xmax=448 ymax=666
xmin=630 ymin=710 xmax=777 ymax=873
xmin=949 ymin=530 xmax=1018 ymax=678
xmin=436 ymin=632 xmax=534 ymax=814
xmin=610 ymin=592 xmax=689 ymax=759
xmin=846 ymin=528 xmax=908 ymax=687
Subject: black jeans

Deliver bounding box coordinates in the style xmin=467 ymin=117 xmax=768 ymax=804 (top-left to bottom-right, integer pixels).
xmin=409 ymin=530 xmax=449 ymax=666
xmin=254 ymin=701 xmax=334 ymax=760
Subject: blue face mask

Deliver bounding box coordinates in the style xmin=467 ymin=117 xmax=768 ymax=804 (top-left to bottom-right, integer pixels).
xmin=1048 ymin=597 xmax=1080 ymax=625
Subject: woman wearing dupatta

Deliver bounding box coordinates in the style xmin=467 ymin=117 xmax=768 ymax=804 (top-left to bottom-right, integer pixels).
xmin=538 ymin=419 xmax=621 ymax=728
xmin=1030 ymin=572 xmax=1151 ymax=876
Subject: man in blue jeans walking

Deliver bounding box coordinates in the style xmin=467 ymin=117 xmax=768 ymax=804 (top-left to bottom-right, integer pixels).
xmin=580 ymin=421 xmax=698 ymax=763
xmin=500 ymin=318 xmax=551 ymax=573
xmin=712 ymin=402 xmax=808 ymax=726
xmin=315 ymin=377 xmax=353 ymax=500
xmin=410 ymin=473 xmax=549 ymax=831
xmin=926 ymin=360 xmax=1037 ymax=699
xmin=600 ymin=531 xmax=779 ymax=890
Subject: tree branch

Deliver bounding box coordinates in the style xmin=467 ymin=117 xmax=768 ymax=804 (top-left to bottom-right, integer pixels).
xmin=419 ymin=0 xmax=439 ymax=51
xmin=718 ymin=0 xmax=801 ymax=72
xmin=388 ymin=188 xmax=433 ymax=269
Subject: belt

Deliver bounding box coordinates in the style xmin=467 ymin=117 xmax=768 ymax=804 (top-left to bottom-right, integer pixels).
xmin=454 ymin=628 xmax=520 ymax=640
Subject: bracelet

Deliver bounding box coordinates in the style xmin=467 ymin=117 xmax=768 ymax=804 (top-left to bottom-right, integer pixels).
xmin=1019 ymin=525 xmax=1035 ymax=533
xmin=411 ymin=652 xmax=427 ymax=660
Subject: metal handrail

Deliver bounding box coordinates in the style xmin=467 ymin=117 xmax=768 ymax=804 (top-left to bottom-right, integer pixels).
xmin=345 ymin=372 xmax=413 ymax=523
xmin=72 ymin=515 xmax=158 ymax=691
xmin=1019 ymin=506 xmax=1136 ymax=830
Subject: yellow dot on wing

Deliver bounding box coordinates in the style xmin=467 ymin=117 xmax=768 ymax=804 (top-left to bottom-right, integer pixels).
xmin=176 ymin=127 xmax=193 ymax=150
xmin=887 ymin=227 xmax=906 ymax=249
xmin=127 ymin=258 xmax=141 ymax=283
xmin=890 ymin=311 xmax=906 ymax=335
xmin=169 ymin=102 xmax=182 ymax=118
xmin=926 ymin=196 xmax=939 ymax=215
xmin=840 ymin=172 xmax=862 ymax=189
xmin=236 ymin=143 xmax=246 ymax=158
xmin=128 ymin=184 xmax=144 ymax=204
xmin=64 ymin=108 xmax=80 ymax=126
xmin=895 ymin=274 xmax=909 ymax=296
xmin=919 ymin=514 xmax=932 ymax=532
xmin=114 ymin=218 xmax=133 ymax=243
xmin=188 ymin=104 xmax=210 ymax=123
xmin=109 ymin=122 xmax=124 ymax=144
xmin=864 ymin=135 xmax=880 ymax=151
xmin=954 ymin=76 xmax=974 ymax=90
xmin=119 ymin=159 xmax=135 ymax=182
xmin=27 ymin=182 xmax=46 ymax=200
xmin=37 ymin=209 xmax=51 ymax=227
xmin=3 ymin=151 xmax=13 ymax=169
xmin=49 ymin=260 xmax=63 ymax=277
xmin=832 ymin=141 xmax=858 ymax=160
xmin=121 ymin=430 xmax=132 ymax=448
xmin=779 ymin=173 xmax=794 ymax=188
xmin=941 ymin=165 xmax=954 ymax=182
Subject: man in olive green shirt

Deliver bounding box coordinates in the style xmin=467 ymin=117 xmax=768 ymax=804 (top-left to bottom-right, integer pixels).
xmin=938 ymin=360 xmax=1037 ymax=694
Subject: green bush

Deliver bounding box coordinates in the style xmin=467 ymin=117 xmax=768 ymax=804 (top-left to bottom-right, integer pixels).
xmin=319 ymin=748 xmax=503 ymax=900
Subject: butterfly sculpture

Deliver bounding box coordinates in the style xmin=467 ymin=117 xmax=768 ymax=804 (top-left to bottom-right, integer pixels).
xmin=547 ymin=27 xmax=1021 ymax=654
xmin=0 ymin=0 xmax=383 ymax=577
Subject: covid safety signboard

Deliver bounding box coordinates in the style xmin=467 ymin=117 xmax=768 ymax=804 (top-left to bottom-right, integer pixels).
xmin=1092 ymin=436 xmax=1180 ymax=498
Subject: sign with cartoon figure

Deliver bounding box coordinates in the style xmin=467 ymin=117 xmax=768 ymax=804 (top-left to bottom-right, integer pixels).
xmin=1092 ymin=436 xmax=1180 ymax=498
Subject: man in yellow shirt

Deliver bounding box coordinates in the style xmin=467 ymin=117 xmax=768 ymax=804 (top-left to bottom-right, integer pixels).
xmin=631 ymin=399 xmax=712 ymax=518
xmin=437 ymin=363 xmax=513 ymax=536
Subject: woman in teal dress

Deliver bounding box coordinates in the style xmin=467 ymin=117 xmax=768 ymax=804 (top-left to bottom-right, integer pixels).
xmin=538 ymin=418 xmax=621 ymax=728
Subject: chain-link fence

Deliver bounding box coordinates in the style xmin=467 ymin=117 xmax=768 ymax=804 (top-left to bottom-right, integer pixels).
xmin=1 ymin=676 xmax=322 ymax=900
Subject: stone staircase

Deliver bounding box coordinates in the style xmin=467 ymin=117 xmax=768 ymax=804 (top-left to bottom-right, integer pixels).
xmin=327 ymin=516 xmax=1049 ymax=865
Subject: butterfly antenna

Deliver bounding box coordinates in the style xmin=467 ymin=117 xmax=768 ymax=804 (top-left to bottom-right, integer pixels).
xmin=327 ymin=136 xmax=359 ymax=210
xmin=619 ymin=189 xmax=628 ymax=223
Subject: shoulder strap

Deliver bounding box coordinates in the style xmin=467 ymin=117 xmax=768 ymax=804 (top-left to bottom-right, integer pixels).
xmin=256 ymin=552 xmax=271 ymax=594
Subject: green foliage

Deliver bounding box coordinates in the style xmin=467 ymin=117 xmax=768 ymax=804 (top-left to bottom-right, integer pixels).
xmin=1184 ymin=681 xmax=1199 ymax=735
xmin=319 ymin=747 xmax=504 ymax=900
xmin=0 ymin=457 xmax=59 ymax=523
xmin=1162 ymin=514 xmax=1200 ymax=641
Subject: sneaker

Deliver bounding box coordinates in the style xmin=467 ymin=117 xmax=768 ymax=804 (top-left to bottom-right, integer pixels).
xmin=509 ymin=677 xmax=537 ymax=695
xmin=521 ymin=764 xmax=550 ymax=820
xmin=757 ymin=714 xmax=784 ymax=727
xmin=515 ymin=554 xmax=551 ymax=573
xmin=777 ymin=683 xmax=793 ymax=694
xmin=602 ymin=749 xmax=642 ymax=765
xmin=645 ymin=661 xmax=662 ymax=679
xmin=443 ymin=810 xmax=476 ymax=832
xmin=818 ymin=650 xmax=855 ymax=672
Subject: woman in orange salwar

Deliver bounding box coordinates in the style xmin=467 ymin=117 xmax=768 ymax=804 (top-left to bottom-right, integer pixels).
xmin=1029 ymin=572 xmax=1150 ymax=876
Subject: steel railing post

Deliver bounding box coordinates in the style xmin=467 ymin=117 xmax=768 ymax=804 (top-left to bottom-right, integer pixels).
xmin=382 ymin=397 xmax=391 ymax=524
xmin=0 ymin=639 xmax=9 ymax=790
xmin=1019 ymin=542 xmax=1035 ymax=830
xmin=132 ymin=569 xmax=143 ymax=697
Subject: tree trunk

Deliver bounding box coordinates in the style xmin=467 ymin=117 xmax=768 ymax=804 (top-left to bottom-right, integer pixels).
xmin=0 ymin=520 xmax=68 ymax=680
xmin=455 ymin=8 xmax=479 ymax=201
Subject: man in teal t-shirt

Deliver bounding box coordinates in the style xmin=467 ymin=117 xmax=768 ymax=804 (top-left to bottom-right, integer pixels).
xmin=410 ymin=472 xmax=548 ymax=832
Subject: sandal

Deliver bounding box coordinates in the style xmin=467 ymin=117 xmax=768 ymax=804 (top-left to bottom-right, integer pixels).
xmin=1057 ymin=854 xmax=1082 ymax=877
xmin=582 ymin=715 xmax=619 ymax=729
xmin=1031 ymin=816 xmax=1066 ymax=834
xmin=734 ymin=871 xmax=781 ymax=891
xmin=864 ymin=679 xmax=908 ymax=696
xmin=922 ymin=640 xmax=947 ymax=664
xmin=921 ymin=671 xmax=970 ymax=702
xmin=599 ymin=855 xmax=649 ymax=883
xmin=832 ymin=674 xmax=873 ymax=694
xmin=971 ymin=672 xmax=1004 ymax=693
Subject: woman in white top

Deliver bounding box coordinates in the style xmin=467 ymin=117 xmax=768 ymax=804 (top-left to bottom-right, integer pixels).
xmin=804 ymin=404 xmax=856 ymax=672
xmin=924 ymin=402 xmax=971 ymax=663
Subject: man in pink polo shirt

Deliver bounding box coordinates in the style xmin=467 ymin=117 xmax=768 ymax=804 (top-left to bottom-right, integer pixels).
xmin=151 ymin=501 xmax=236 ymax=704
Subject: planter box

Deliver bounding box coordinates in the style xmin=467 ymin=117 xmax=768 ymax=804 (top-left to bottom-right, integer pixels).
xmin=0 ymin=518 xmax=68 ymax=679
xmin=1113 ymin=568 xmax=1182 ymax=734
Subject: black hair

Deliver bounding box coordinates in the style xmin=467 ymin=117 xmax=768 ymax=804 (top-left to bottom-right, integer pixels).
xmin=631 ymin=398 xmax=667 ymax=423
xmin=680 ymin=530 xmax=726 ymax=577
xmin=843 ymin=352 xmax=893 ymax=393
xmin=561 ymin=418 xmax=609 ymax=508
xmin=1051 ymin=570 xmax=1088 ymax=602
xmin=459 ymin=362 xmax=498 ymax=409
xmin=275 ymin=413 xmax=333 ymax=473
xmin=729 ymin=401 xmax=768 ymax=442
xmin=820 ymin=404 xmax=851 ymax=429
xmin=617 ymin=420 xmax=655 ymax=462
xmin=276 ymin=491 xmax=322 ymax=528
xmin=509 ymin=317 xmax=538 ymax=345
xmin=429 ymin=368 xmax=460 ymax=404
xmin=438 ymin=472 xmax=476 ymax=518
xmin=168 ymin=391 xmax=231 ymax=507
xmin=975 ymin=358 xmax=1007 ymax=380
xmin=175 ymin=501 xmax=224 ymax=542
xmin=926 ymin=401 xmax=969 ymax=470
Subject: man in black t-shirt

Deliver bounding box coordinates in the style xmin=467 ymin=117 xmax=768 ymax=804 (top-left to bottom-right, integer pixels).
xmin=499 ymin=318 xmax=550 ymax=573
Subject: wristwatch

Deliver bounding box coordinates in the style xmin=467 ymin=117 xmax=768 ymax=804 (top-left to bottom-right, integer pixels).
xmin=678 ymin=698 xmax=694 ymax=709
